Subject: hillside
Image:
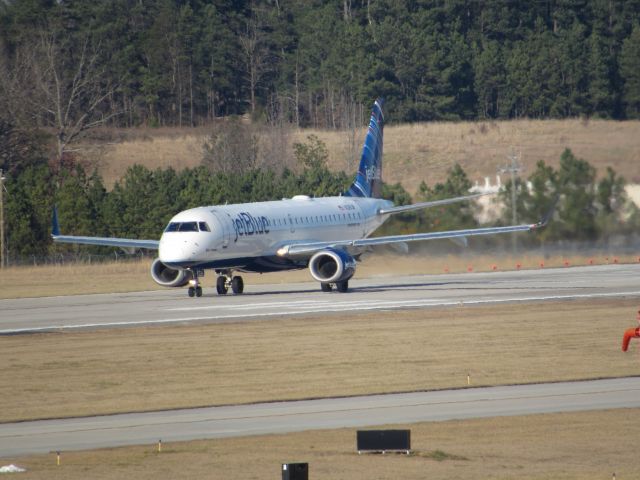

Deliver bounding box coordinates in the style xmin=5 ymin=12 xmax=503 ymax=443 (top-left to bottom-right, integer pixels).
xmin=90 ymin=118 xmax=640 ymax=196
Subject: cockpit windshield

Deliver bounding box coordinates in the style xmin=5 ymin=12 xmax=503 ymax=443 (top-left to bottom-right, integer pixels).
xmin=165 ymin=221 xmax=210 ymax=232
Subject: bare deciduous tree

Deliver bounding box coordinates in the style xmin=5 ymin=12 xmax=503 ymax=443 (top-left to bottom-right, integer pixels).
xmin=202 ymin=119 xmax=259 ymax=175
xmin=238 ymin=6 xmax=273 ymax=116
xmin=3 ymin=30 xmax=119 ymax=169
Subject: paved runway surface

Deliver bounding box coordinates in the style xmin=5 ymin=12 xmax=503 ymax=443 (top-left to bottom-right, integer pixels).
xmin=2 ymin=264 xmax=639 ymax=457
xmin=1 ymin=264 xmax=639 ymax=333
xmin=0 ymin=377 xmax=638 ymax=457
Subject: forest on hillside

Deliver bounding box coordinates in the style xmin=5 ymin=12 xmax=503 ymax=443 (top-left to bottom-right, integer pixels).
xmin=1 ymin=0 xmax=640 ymax=262
xmin=2 ymin=0 xmax=640 ymax=138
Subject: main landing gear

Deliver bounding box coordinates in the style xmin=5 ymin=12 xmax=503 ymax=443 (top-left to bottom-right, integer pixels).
xmin=184 ymin=269 xmax=245 ymax=298
xmin=216 ymin=270 xmax=244 ymax=295
xmin=320 ymin=280 xmax=349 ymax=293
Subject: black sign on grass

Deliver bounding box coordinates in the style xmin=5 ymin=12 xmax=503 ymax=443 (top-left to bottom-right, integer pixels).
xmin=282 ymin=462 xmax=308 ymax=480
xmin=357 ymin=430 xmax=411 ymax=454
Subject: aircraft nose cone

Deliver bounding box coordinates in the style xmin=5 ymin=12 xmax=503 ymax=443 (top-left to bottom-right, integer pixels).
xmin=159 ymin=236 xmax=203 ymax=265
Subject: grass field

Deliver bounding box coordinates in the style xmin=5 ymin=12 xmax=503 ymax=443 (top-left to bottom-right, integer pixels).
xmin=3 ymin=266 xmax=639 ymax=479
xmin=1 ymin=298 xmax=639 ymax=423
xmin=90 ymin=118 xmax=640 ymax=192
xmin=2 ymin=253 xmax=638 ymax=299
xmin=7 ymin=408 xmax=639 ymax=480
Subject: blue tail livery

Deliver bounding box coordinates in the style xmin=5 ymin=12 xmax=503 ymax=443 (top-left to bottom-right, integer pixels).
xmin=345 ymin=98 xmax=384 ymax=198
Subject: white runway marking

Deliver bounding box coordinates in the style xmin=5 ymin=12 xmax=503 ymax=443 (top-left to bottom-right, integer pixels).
xmin=2 ymin=290 xmax=639 ymax=334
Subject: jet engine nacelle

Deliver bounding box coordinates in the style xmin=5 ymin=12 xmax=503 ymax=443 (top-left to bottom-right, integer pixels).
xmin=308 ymin=249 xmax=356 ymax=283
xmin=150 ymin=258 xmax=193 ymax=287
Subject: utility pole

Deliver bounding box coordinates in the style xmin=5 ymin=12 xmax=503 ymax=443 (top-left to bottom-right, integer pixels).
xmin=0 ymin=169 xmax=5 ymax=269
xmin=499 ymin=149 xmax=523 ymax=255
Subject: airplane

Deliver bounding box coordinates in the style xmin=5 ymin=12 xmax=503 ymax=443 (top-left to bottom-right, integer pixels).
xmin=52 ymin=98 xmax=546 ymax=297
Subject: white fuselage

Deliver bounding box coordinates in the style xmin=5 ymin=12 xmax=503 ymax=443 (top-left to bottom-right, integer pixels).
xmin=158 ymin=195 xmax=393 ymax=272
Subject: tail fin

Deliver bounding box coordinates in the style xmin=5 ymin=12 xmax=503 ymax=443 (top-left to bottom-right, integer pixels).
xmin=345 ymin=98 xmax=384 ymax=198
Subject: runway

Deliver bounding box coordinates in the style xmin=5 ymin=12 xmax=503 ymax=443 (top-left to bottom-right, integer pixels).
xmin=2 ymin=264 xmax=639 ymax=458
xmin=1 ymin=264 xmax=639 ymax=334
xmin=0 ymin=377 xmax=638 ymax=457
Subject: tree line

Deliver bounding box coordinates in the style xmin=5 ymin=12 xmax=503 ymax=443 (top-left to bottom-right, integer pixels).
xmin=2 ymin=0 xmax=640 ymax=147
xmin=1 ymin=121 xmax=637 ymax=261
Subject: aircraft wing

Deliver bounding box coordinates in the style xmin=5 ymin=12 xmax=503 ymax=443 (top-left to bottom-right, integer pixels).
xmin=52 ymin=234 xmax=159 ymax=250
xmin=51 ymin=208 xmax=159 ymax=250
xmin=276 ymin=221 xmax=543 ymax=257
xmin=378 ymin=192 xmax=490 ymax=215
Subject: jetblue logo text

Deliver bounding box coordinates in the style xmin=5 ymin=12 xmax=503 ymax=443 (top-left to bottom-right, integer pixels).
xmin=233 ymin=212 xmax=270 ymax=242
xmin=365 ymin=165 xmax=380 ymax=182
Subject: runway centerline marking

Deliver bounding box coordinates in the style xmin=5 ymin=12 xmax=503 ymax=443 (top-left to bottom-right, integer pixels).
xmin=2 ymin=290 xmax=639 ymax=335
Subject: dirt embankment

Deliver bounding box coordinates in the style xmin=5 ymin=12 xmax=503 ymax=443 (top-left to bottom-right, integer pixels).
xmin=85 ymin=118 xmax=640 ymax=192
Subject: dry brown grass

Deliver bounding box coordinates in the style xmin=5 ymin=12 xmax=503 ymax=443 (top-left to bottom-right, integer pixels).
xmin=2 ymin=253 xmax=638 ymax=299
xmin=7 ymin=408 xmax=639 ymax=479
xmin=0 ymin=259 xmax=158 ymax=298
xmin=91 ymin=119 xmax=640 ymax=192
xmin=1 ymin=299 xmax=639 ymax=423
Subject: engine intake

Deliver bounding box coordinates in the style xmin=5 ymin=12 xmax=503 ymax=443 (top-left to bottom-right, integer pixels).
xmin=150 ymin=258 xmax=192 ymax=287
xmin=309 ymin=249 xmax=356 ymax=283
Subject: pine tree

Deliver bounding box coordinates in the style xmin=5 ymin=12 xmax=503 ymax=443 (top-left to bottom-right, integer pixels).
xmin=620 ymin=24 xmax=640 ymax=118
xmin=587 ymin=31 xmax=614 ymax=117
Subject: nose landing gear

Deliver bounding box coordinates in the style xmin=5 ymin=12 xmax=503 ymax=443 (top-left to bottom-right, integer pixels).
xmin=187 ymin=269 xmax=203 ymax=297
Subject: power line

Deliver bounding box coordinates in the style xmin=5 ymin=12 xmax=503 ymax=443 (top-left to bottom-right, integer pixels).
xmin=0 ymin=169 xmax=5 ymax=269
xmin=498 ymin=149 xmax=524 ymax=254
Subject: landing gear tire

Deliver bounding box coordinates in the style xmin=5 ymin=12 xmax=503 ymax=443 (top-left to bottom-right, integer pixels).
xmin=216 ymin=276 xmax=228 ymax=295
xmin=320 ymin=282 xmax=332 ymax=292
xmin=187 ymin=268 xmax=202 ymax=298
xmin=336 ymin=280 xmax=349 ymax=293
xmin=231 ymin=276 xmax=244 ymax=294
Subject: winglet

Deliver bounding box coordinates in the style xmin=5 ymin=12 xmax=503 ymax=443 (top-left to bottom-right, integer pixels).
xmin=52 ymin=206 xmax=60 ymax=237
xmin=539 ymin=195 xmax=559 ymax=228
xmin=531 ymin=196 xmax=558 ymax=230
